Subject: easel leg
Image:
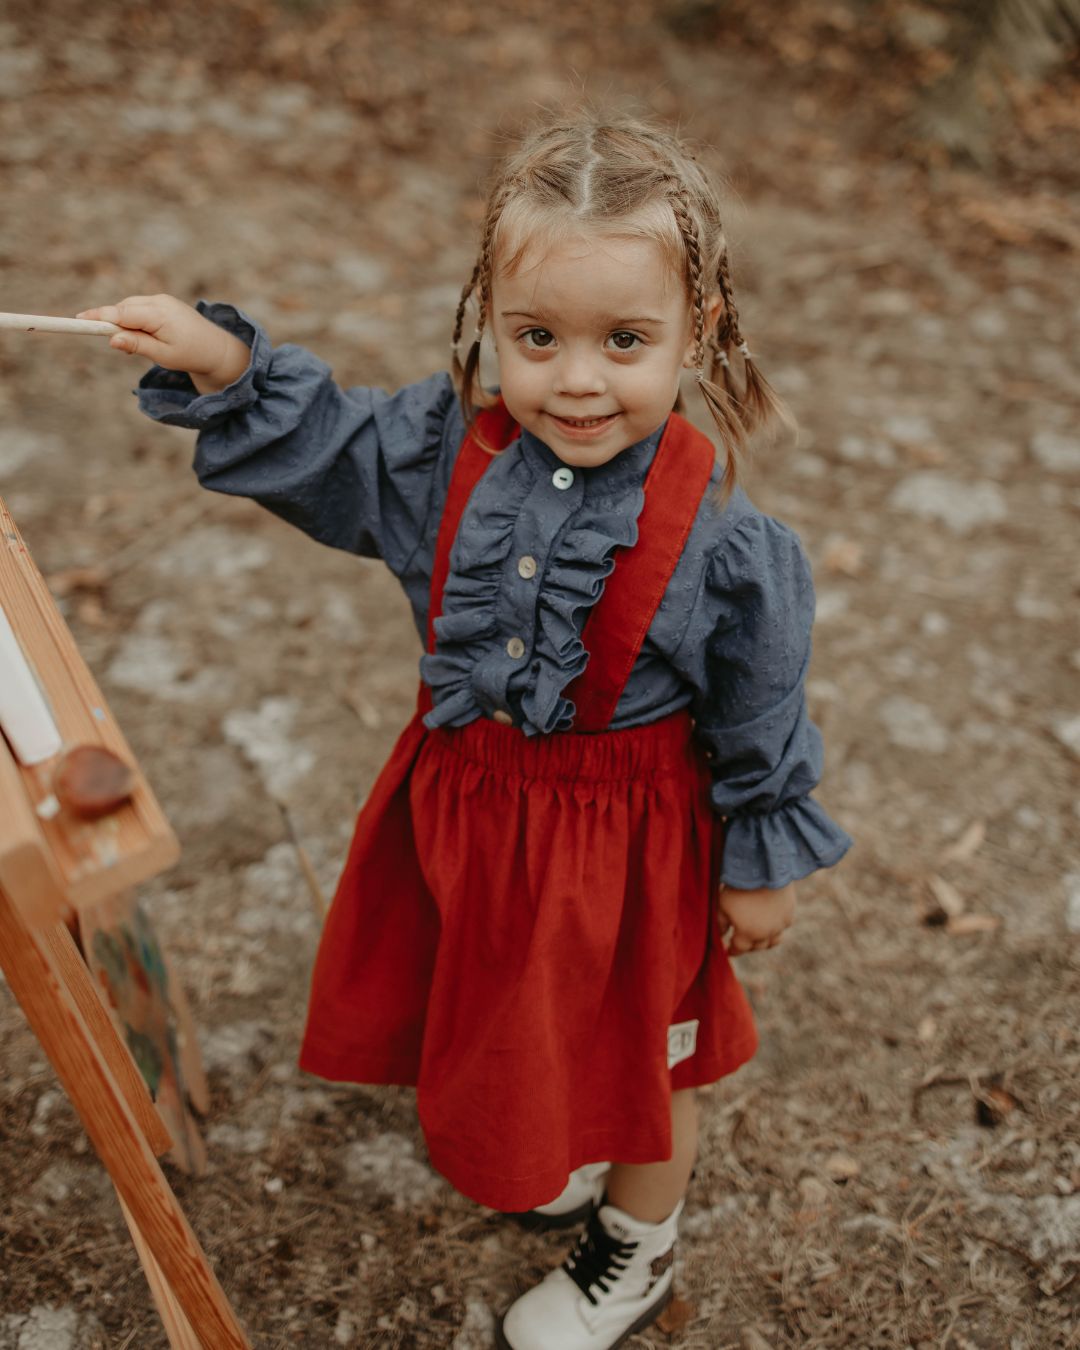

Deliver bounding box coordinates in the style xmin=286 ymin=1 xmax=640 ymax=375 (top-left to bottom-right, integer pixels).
xmin=0 ymin=885 xmax=251 ymax=1350
xmin=119 ymin=1194 xmax=204 ymax=1350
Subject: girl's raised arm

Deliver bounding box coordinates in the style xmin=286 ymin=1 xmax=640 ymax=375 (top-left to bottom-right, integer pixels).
xmin=78 ymin=295 xmax=250 ymax=395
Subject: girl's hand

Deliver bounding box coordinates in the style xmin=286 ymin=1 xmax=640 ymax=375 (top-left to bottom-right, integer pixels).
xmin=718 ymin=882 xmax=796 ymax=955
xmin=77 ymin=295 xmax=251 ymax=395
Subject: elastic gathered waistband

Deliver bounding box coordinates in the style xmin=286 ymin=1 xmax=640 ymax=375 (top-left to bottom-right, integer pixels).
xmin=425 ymin=709 xmax=698 ymax=783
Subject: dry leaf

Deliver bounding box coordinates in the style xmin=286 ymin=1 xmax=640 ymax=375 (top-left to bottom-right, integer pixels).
xmin=344 ymin=686 xmax=383 ymax=729
xmin=905 ymin=442 xmax=948 ymax=466
xmin=975 ymin=1085 xmax=1019 ymax=1127
xmin=821 ymin=536 xmax=863 ymax=576
xmin=946 ymin=912 xmax=1000 ymax=935
xmin=928 ymin=874 xmax=965 ymax=918
xmin=826 ymin=1152 xmax=860 ymax=1180
xmin=655 ymin=1294 xmax=694 ymax=1334
xmin=798 ymin=1175 xmax=830 ymax=1206
xmin=941 ymin=820 xmax=986 ymax=864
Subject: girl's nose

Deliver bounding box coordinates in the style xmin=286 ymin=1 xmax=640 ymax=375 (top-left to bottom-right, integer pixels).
xmin=552 ymin=351 xmax=606 ymax=397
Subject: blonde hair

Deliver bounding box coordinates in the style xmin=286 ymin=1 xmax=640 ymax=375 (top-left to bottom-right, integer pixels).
xmin=451 ymin=110 xmax=791 ymax=499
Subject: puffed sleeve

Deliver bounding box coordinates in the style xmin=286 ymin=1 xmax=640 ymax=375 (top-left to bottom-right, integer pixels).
xmin=135 ymin=301 xmax=463 ymax=587
xmin=692 ymin=508 xmax=852 ymax=889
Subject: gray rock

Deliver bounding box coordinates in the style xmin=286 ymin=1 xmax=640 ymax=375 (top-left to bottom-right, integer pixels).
xmin=1031 ymin=431 xmax=1080 ymax=472
xmin=889 ymin=473 xmax=1006 ymax=534
xmin=342 ymin=1133 xmax=441 ymax=1208
xmin=879 ymin=696 xmax=950 ymax=753
xmin=451 ymin=1300 xmax=495 ymax=1350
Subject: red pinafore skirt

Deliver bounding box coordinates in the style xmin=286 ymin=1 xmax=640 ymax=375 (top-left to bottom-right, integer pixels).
xmin=299 ymin=406 xmax=758 ymax=1212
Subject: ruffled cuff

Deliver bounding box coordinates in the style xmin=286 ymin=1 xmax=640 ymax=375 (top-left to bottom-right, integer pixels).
xmin=719 ymin=796 xmax=852 ymax=890
xmin=134 ymin=301 xmax=269 ymax=430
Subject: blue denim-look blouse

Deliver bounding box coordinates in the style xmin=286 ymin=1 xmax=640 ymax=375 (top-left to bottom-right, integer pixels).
xmin=137 ymin=303 xmax=852 ymax=889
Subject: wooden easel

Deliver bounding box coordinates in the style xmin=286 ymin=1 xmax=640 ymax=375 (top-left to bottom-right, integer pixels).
xmin=0 ymin=494 xmax=252 ymax=1350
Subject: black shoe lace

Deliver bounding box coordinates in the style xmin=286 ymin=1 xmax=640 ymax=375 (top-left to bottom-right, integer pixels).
xmin=562 ymin=1210 xmax=638 ymax=1306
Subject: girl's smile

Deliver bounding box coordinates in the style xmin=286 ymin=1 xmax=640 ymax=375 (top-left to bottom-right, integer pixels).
xmin=491 ymin=233 xmax=712 ymax=470
xmin=543 ymin=410 xmax=623 ymax=439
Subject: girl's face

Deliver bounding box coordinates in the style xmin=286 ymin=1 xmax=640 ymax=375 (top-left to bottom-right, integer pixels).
xmin=491 ymin=233 xmax=709 ymax=468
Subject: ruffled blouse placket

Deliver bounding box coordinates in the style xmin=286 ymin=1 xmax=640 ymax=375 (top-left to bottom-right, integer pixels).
xmin=472 ymin=439 xmax=585 ymax=726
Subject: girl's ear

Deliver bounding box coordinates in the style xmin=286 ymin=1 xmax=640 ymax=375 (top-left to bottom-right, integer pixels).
xmin=682 ymin=294 xmax=725 ymax=369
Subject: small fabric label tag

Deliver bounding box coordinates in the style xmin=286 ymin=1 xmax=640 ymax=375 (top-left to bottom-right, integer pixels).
xmin=667 ymin=1019 xmax=699 ymax=1069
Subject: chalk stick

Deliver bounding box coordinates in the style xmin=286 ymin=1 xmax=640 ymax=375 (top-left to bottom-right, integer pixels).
xmin=0 ymin=600 xmax=63 ymax=765
xmin=0 ymin=312 xmax=121 ymax=337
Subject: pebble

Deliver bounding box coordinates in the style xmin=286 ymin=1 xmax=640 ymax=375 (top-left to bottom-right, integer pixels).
xmin=0 ymin=428 xmax=62 ymax=480
xmin=342 ymin=1133 xmax=441 ymax=1208
xmin=451 ymin=1299 xmax=495 ymax=1350
xmin=1053 ymin=714 xmax=1080 ymax=760
xmin=879 ymin=696 xmax=950 ymax=753
xmin=1030 ymin=431 xmax=1080 ymax=472
xmin=1063 ymin=872 xmax=1080 ymax=935
xmin=0 ymin=1304 xmax=99 ymax=1350
xmin=222 ymin=697 xmax=315 ymax=800
xmin=154 ymin=526 xmax=272 ymax=580
xmin=889 ymin=473 xmax=1006 ymax=534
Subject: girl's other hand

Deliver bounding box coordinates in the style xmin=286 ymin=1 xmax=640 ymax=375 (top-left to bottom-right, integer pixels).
xmin=718 ymin=882 xmax=796 ymax=955
xmin=77 ymin=295 xmax=251 ymax=396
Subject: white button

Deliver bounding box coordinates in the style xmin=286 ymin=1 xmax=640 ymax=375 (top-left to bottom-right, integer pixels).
xmin=552 ymin=467 xmax=575 ymax=490
xmin=506 ymin=637 xmax=525 ymax=659
xmin=493 ymin=710 xmax=513 ymax=725
xmin=518 ymin=555 xmax=537 ymax=579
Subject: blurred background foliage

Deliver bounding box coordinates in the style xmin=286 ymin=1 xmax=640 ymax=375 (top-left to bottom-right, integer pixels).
xmin=668 ymin=0 xmax=1080 ymax=176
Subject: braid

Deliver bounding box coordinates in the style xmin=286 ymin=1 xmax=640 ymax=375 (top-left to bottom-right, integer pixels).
xmin=453 ymin=189 xmax=507 ymax=440
xmin=669 ymin=190 xmax=706 ymax=370
xmin=710 ymin=249 xmax=741 ymax=404
xmin=669 ymin=187 xmax=747 ymax=502
xmin=450 ymin=260 xmax=481 ymax=383
xmin=712 ymin=247 xmax=791 ymax=441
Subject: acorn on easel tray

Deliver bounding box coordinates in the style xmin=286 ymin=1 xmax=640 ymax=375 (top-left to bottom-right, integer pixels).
xmin=53 ymin=745 xmax=136 ymax=820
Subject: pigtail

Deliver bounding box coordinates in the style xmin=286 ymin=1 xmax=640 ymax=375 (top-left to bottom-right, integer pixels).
xmin=713 ymin=250 xmax=794 ymax=446
xmin=669 ymin=189 xmax=749 ymax=504
xmin=451 ymin=195 xmax=504 ymax=450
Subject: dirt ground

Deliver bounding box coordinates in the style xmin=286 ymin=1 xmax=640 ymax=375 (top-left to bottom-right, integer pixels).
xmin=2 ymin=2 xmax=1080 ymax=1348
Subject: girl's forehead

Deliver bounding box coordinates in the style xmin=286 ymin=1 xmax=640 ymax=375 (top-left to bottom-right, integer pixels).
xmin=495 ymin=232 xmax=683 ymax=307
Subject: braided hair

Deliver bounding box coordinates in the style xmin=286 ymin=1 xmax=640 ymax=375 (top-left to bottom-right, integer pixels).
xmin=451 ymin=110 xmax=791 ymax=496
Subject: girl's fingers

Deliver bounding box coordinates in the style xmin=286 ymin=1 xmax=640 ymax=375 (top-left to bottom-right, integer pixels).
xmin=79 ymin=298 xmax=168 ymax=331
xmin=108 ymin=330 xmax=174 ymax=365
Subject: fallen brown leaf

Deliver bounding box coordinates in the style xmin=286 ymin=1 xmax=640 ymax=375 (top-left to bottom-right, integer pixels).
xmin=928 ymin=874 xmax=965 ymax=918
xmin=976 ymin=1085 xmax=1019 ymax=1127
xmin=946 ymin=913 xmax=1000 ymax=936
xmin=821 ymin=536 xmax=863 ymax=576
xmin=798 ymin=1175 xmax=830 ymax=1206
xmin=655 ymin=1294 xmax=694 ymax=1334
xmin=941 ymin=820 xmax=986 ymax=864
xmin=826 ymin=1152 xmax=860 ymax=1180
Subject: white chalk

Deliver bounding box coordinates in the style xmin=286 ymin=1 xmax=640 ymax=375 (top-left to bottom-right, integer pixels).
xmin=0 ymin=600 xmax=62 ymax=764
xmin=0 ymin=312 xmax=121 ymax=337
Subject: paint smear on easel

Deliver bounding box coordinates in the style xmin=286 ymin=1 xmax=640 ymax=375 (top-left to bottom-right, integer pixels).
xmin=80 ymin=894 xmax=209 ymax=1176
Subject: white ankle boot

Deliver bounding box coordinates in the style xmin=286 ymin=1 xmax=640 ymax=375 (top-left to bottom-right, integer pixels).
xmin=496 ymin=1199 xmax=682 ymax=1350
xmin=508 ymin=1163 xmax=611 ymax=1231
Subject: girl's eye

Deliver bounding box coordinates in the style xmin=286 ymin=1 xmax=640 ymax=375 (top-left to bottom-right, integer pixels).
xmin=609 ymin=331 xmax=640 ymax=351
xmin=522 ymin=328 xmax=555 ymax=349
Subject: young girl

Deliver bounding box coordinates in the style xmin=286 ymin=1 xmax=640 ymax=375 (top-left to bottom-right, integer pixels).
xmin=82 ymin=112 xmax=851 ymax=1350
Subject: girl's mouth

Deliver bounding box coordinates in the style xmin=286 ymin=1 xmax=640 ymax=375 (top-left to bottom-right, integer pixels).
xmin=545 ymin=411 xmax=621 ymax=438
